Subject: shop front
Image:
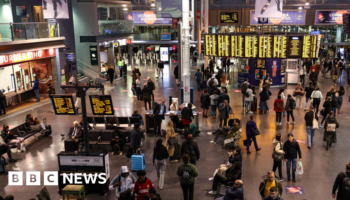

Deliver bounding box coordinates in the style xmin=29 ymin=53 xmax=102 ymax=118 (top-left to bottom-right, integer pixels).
xmin=0 ymin=49 xmax=58 ymax=108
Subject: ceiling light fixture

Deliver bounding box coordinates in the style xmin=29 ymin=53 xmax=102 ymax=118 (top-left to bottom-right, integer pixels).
xmin=298 ymin=6 xmax=303 ymax=12
xmin=122 ymin=4 xmax=127 ymax=7
xmin=304 ymin=2 xmax=310 ymax=9
xmin=151 ymin=3 xmax=155 ymax=7
xmin=123 ymin=8 xmax=128 ymax=11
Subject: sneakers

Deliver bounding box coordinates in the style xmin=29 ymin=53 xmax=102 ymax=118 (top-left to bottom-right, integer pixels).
xmin=280 ymin=178 xmax=284 ymax=182
xmin=279 ymin=123 xmax=282 ymax=125
xmin=208 ymin=178 xmax=214 ymax=182
xmin=207 ymin=132 xmax=213 ymax=135
xmin=256 ymin=148 xmax=261 ymax=152
xmin=291 ymin=122 xmax=295 ymax=125
xmin=248 ymin=111 xmax=253 ymax=114
xmin=208 ymin=191 xmax=217 ymax=195
xmin=286 ymin=122 xmax=289 ymax=125
xmin=210 ymin=140 xmax=216 ymax=144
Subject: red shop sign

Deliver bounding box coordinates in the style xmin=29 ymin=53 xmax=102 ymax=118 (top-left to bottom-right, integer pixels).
xmin=127 ymin=39 xmax=132 ymax=44
xmin=0 ymin=49 xmax=56 ymax=65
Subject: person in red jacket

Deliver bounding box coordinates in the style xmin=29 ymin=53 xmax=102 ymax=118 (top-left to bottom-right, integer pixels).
xmin=310 ymin=64 xmax=318 ymax=74
xmin=273 ymin=95 xmax=284 ymax=126
xmin=134 ymin=170 xmax=155 ymax=200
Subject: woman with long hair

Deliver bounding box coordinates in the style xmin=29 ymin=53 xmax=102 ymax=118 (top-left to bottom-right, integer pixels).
xmin=278 ymin=88 xmax=286 ymax=116
xmin=135 ymin=75 xmax=142 ymax=100
xmin=320 ymin=96 xmax=333 ymax=127
xmin=272 ymin=133 xmax=285 ymax=181
xmin=245 ymin=115 xmax=261 ymax=154
xmin=221 ymin=75 xmax=227 ymax=91
xmin=311 ymin=86 xmax=323 ymax=115
xmin=326 ymin=86 xmax=335 ymax=98
xmin=153 ymin=138 xmax=169 ymax=189
xmin=166 ymin=121 xmax=178 ymax=162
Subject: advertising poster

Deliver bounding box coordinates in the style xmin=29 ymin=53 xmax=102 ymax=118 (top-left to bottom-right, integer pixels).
xmin=125 ymin=11 xmax=172 ymax=26
xmin=156 ymin=0 xmax=182 ymax=18
xmin=255 ymin=69 xmax=266 ymax=80
xmin=160 ymin=47 xmax=169 ymax=62
xmin=255 ymin=0 xmax=283 ymax=18
xmin=42 ymin=0 xmax=69 ymax=19
xmin=251 ymin=11 xmax=305 ymax=25
xmin=257 ymin=59 xmax=266 ymax=69
xmin=315 ymin=10 xmax=350 ymax=25
xmin=272 ymin=62 xmax=277 ymax=77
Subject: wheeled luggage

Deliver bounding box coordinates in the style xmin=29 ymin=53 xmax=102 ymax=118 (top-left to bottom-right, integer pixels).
xmin=131 ymin=151 xmax=145 ymax=171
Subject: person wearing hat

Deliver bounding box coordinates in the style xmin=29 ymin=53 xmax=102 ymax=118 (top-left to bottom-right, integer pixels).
xmin=109 ymin=166 xmax=136 ymax=200
xmin=47 ymin=83 xmax=55 ymax=112
xmin=130 ymin=122 xmax=142 ymax=153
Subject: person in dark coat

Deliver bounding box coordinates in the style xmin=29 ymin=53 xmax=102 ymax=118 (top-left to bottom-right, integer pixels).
xmin=208 ymin=162 xmax=242 ymax=195
xmin=218 ymin=88 xmax=230 ymax=104
xmin=209 ymin=59 xmax=214 ymax=74
xmin=153 ymin=99 xmax=166 ymax=137
xmin=181 ymin=134 xmax=200 ymax=165
xmin=47 ymin=83 xmax=56 ymax=112
xmin=283 ymin=133 xmax=302 ymax=182
xmin=222 ymin=57 xmax=227 ymax=72
xmin=246 ymin=115 xmax=261 ymax=154
xmin=142 ymin=83 xmax=152 ymax=110
xmin=323 ymin=111 xmax=339 ymax=150
xmin=144 ymin=188 xmax=162 ymax=200
xmin=181 ymin=103 xmax=194 ymax=137
xmin=263 ymin=187 xmax=284 ymax=200
xmin=174 ymin=65 xmax=179 ymax=85
xmin=200 ymin=89 xmax=210 ymax=118
xmin=214 ymin=180 xmax=243 ymax=200
xmin=130 ymin=122 xmax=142 ymax=153
xmin=107 ymin=66 xmax=115 ymax=84
xmin=218 ymin=100 xmax=233 ymax=127
xmin=320 ymin=96 xmax=333 ymax=126
xmin=309 ymin=69 xmax=318 ymax=88
xmin=332 ymin=162 xmax=350 ymax=200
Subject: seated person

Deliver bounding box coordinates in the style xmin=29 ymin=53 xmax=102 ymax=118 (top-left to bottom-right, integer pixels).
xmin=111 ymin=128 xmax=125 ymax=155
xmin=215 ymin=180 xmax=244 ymax=200
xmin=109 ymin=166 xmax=136 ymax=200
xmin=132 ymin=110 xmax=144 ymax=125
xmin=106 ymin=118 xmax=118 ymax=130
xmin=209 ymin=119 xmax=241 ymax=144
xmin=1 ymin=125 xmax=24 ymax=152
xmin=144 ymin=188 xmax=162 ymax=200
xmin=263 ymin=187 xmax=284 ymax=200
xmin=79 ymin=118 xmax=92 ymax=130
xmin=229 ymin=148 xmax=242 ymax=165
xmin=0 ymin=143 xmax=17 ymax=162
xmin=208 ymin=162 xmax=242 ymax=195
xmin=24 ymin=114 xmax=46 ymax=133
xmin=68 ymin=121 xmax=84 ymax=151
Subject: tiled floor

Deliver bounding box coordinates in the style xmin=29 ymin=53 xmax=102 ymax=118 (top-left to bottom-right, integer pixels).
xmin=1 ymin=60 xmax=350 ymax=200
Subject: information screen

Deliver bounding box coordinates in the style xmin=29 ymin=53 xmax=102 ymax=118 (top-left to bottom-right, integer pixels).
xmin=218 ymin=35 xmax=230 ymax=57
xmin=302 ymin=35 xmax=312 ymax=58
xmin=259 ymin=36 xmax=273 ymax=58
xmin=220 ymin=12 xmax=238 ymax=23
xmin=273 ymin=36 xmax=287 ymax=58
xmin=237 ymin=36 xmax=245 ymax=57
xmin=288 ymin=36 xmax=302 ymax=58
xmin=245 ymin=36 xmax=258 ymax=58
xmin=310 ymin=35 xmax=317 ymax=58
xmin=51 ymin=95 xmax=76 ymax=115
xmin=89 ymin=95 xmax=114 ymax=115
xmin=160 ymin=47 xmax=169 ymax=62
xmin=231 ymin=35 xmax=237 ymax=57
xmin=211 ymin=35 xmax=218 ymax=56
xmin=205 ymin=35 xmax=212 ymax=56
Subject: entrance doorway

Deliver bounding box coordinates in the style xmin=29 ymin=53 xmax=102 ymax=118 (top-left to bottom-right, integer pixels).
xmin=32 ymin=6 xmax=46 ymax=22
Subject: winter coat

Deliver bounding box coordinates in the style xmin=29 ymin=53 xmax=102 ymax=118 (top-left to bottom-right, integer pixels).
xmin=176 ymin=163 xmax=198 ymax=185
xmin=174 ymin=66 xmax=179 ymax=79
xmin=142 ymin=86 xmax=151 ymax=101
xmin=259 ymin=178 xmax=283 ymax=198
xmin=130 ymin=128 xmax=142 ymax=150
xmin=200 ymin=93 xmax=210 ymax=109
xmin=246 ymin=120 xmax=257 ymax=137
xmin=323 ymin=101 xmax=332 ymax=115
xmin=285 ymin=98 xmax=294 ymax=111
xmin=273 ymin=139 xmax=284 ymax=155
xmin=218 ymin=103 xmax=233 ymax=120
xmin=210 ymin=94 xmax=219 ymax=105
xmin=309 ymin=72 xmax=318 ymax=81
xmin=225 ymin=162 xmax=242 ymax=181
xmin=165 ymin=126 xmax=176 ymax=156
xmin=209 ymin=87 xmax=221 ymax=95
xmin=245 ymin=88 xmax=254 ymax=102
xmin=33 ymin=80 xmax=39 ymax=90
xmin=109 ymin=166 xmax=136 ymax=197
xmin=323 ymin=116 xmax=339 ymax=143
xmin=223 ymin=187 xmax=243 ymax=200
xmin=283 ymin=139 xmax=302 ymax=159
xmin=273 ymin=99 xmax=284 ymax=112
xmin=229 ymin=153 xmax=242 ymax=164
xmin=181 ymin=138 xmax=200 ymax=159
xmin=259 ymin=90 xmax=270 ymax=101
xmin=181 ymin=107 xmax=194 ymax=122
xmin=218 ymin=93 xmax=230 ymax=104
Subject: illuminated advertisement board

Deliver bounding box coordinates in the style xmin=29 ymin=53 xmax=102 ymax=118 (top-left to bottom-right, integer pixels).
xmin=125 ymin=11 xmax=172 ymax=25
xmin=315 ymin=10 xmax=350 ymax=25
xmin=160 ymin=47 xmax=169 ymax=62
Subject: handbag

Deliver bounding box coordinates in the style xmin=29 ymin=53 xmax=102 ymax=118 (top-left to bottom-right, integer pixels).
xmin=243 ymin=139 xmax=248 ymax=146
xmin=272 ymin=142 xmax=284 ymax=161
xmin=252 ymin=126 xmax=260 ymax=136
xmin=168 ymin=137 xmax=178 ymax=146
xmin=312 ymin=117 xmax=318 ymax=129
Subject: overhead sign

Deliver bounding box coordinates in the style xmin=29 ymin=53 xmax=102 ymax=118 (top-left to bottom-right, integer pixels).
xmin=258 ymin=18 xmax=269 ymax=24
xmin=89 ymin=95 xmax=114 ymax=115
xmin=160 ymin=33 xmax=171 ymax=40
xmin=51 ymin=95 xmax=76 ymax=115
xmin=126 ymin=11 xmax=172 ymax=25
xmin=59 ymin=156 xmax=104 ymax=166
xmin=315 ymin=10 xmax=350 ymax=25
xmin=156 ymin=0 xmax=182 ymax=18
xmin=310 ymin=31 xmax=320 ymax=35
xmin=288 ymin=36 xmax=302 ymax=58
xmin=220 ymin=12 xmax=238 ymax=23
xmin=251 ymin=11 xmax=305 ymax=25
xmin=255 ymin=0 xmax=283 ymax=18
xmin=0 ymin=49 xmax=56 ymax=66
xmin=89 ymin=46 xmax=98 ymax=65
xmin=65 ymin=53 xmax=75 ymax=61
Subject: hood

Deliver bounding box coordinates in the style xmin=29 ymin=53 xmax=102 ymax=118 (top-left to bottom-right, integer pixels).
xmin=327 ymin=116 xmax=337 ymax=122
xmin=234 ymin=162 xmax=242 ymax=170
xmin=138 ymin=177 xmax=148 ymax=183
xmin=120 ymin=166 xmax=129 ymax=174
xmin=212 ymin=74 xmax=216 ymax=78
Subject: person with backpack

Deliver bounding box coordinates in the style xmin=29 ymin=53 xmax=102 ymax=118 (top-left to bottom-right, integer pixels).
xmin=0 ymin=90 xmax=6 ymax=115
xmin=147 ymin=77 xmax=155 ymax=100
xmin=207 ymin=74 xmax=218 ymax=94
xmin=264 ymin=73 xmax=272 ymax=89
xmin=134 ymin=170 xmax=155 ymax=200
xmin=245 ymin=85 xmax=254 ymax=114
xmin=285 ymin=95 xmax=296 ymax=125
xmin=332 ymin=162 xmax=350 ymax=200
xmin=33 ymin=76 xmax=40 ymax=102
xmin=283 ymin=133 xmax=302 ymax=182
xmin=259 ymin=171 xmax=283 ymax=198
xmin=272 ymin=134 xmax=285 ymax=181
xmin=304 ymin=81 xmax=314 ymax=111
xmin=331 ymin=92 xmax=340 ymax=117
xmin=176 ymin=154 xmax=199 ymax=200
xmin=304 ymin=106 xmax=318 ymax=149
xmin=210 ymin=90 xmax=219 ymax=118
xmin=109 ymin=166 xmax=136 ymax=200
xmin=323 ymin=111 xmax=339 ymax=150
xmin=246 ymin=115 xmax=261 ymax=154
xmin=181 ymin=134 xmax=200 ymax=166
xmin=208 ymin=162 xmax=242 ymax=195
xmin=259 ymin=87 xmax=270 ymax=114
xmin=166 ymin=121 xmax=178 ymax=163
xmin=209 ymin=83 xmax=221 ymax=95
xmin=273 ymin=95 xmax=284 ymax=126
xmin=241 ymin=78 xmax=250 ymax=107
xmin=153 ymin=139 xmax=169 ymax=189
xmin=181 ymin=103 xmax=194 ymax=138
xmin=320 ymin=96 xmax=333 ymax=127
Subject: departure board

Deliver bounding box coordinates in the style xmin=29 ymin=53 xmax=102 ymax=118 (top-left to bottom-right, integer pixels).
xmin=245 ymin=36 xmax=258 ymax=58
xmin=231 ymin=35 xmax=237 ymax=57
xmin=302 ymin=35 xmax=312 ymax=58
xmin=211 ymin=35 xmax=218 ymax=56
xmin=237 ymin=36 xmax=245 ymax=57
xmin=89 ymin=95 xmax=114 ymax=115
xmin=218 ymin=35 xmax=230 ymax=57
xmin=51 ymin=95 xmax=76 ymax=115
xmin=288 ymin=36 xmax=302 ymax=58
xmin=205 ymin=35 xmax=212 ymax=56
xmin=310 ymin=35 xmax=317 ymax=58
xmin=259 ymin=36 xmax=273 ymax=58
xmin=273 ymin=36 xmax=287 ymax=58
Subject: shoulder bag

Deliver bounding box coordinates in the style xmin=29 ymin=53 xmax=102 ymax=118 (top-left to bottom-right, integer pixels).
xmin=312 ymin=112 xmax=318 ymax=129
xmin=272 ymin=142 xmax=284 ymax=161
xmin=252 ymin=125 xmax=260 ymax=136
xmin=168 ymin=137 xmax=178 ymax=146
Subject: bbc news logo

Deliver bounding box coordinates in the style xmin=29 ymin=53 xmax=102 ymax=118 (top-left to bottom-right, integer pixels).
xmin=8 ymin=171 xmax=107 ymax=186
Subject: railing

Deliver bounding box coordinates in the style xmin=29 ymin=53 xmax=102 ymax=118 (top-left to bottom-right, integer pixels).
xmin=98 ymin=20 xmax=133 ymax=35
xmin=76 ymin=60 xmax=106 ymax=78
xmin=0 ymin=22 xmax=60 ymax=42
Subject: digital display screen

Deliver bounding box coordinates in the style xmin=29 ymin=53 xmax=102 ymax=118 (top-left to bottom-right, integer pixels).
xmin=211 ymin=35 xmax=218 ymax=56
xmin=237 ymin=36 xmax=244 ymax=57
xmin=89 ymin=95 xmax=114 ymax=115
xmin=302 ymin=35 xmax=311 ymax=58
xmin=252 ymin=36 xmax=258 ymax=58
xmin=231 ymin=35 xmax=237 ymax=57
xmin=160 ymin=47 xmax=169 ymax=62
xmin=218 ymin=35 xmax=230 ymax=57
xmin=288 ymin=36 xmax=302 ymax=58
xmin=273 ymin=36 xmax=287 ymax=58
xmin=220 ymin=12 xmax=238 ymax=23
xmin=51 ymin=95 xmax=76 ymax=115
xmin=205 ymin=35 xmax=211 ymax=56
xmin=310 ymin=35 xmax=317 ymax=58
xmin=245 ymin=36 xmax=252 ymax=57
xmin=259 ymin=36 xmax=273 ymax=58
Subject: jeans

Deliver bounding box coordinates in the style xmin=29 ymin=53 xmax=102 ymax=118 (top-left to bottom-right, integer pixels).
xmin=213 ymin=128 xmax=227 ymax=142
xmin=313 ymin=98 xmax=320 ymax=114
xmin=49 ymin=98 xmax=54 ymax=110
xmin=144 ymin=100 xmax=151 ymax=110
xmin=305 ymin=98 xmax=310 ymax=109
xmin=211 ymin=105 xmax=217 ymax=116
xmin=306 ymin=126 xmax=315 ymax=147
xmin=246 ymin=135 xmax=259 ymax=151
xmin=242 ymin=94 xmax=246 ymax=106
xmin=276 ymin=112 xmax=282 ymax=123
xmin=332 ymin=107 xmax=337 ymax=117
xmin=286 ymin=158 xmax=297 ymax=180
xmin=190 ymin=156 xmax=197 ymax=166
xmin=34 ymin=89 xmax=40 ymax=102
xmin=219 ymin=118 xmax=228 ymax=127
xmin=287 ymin=110 xmax=294 ymax=122
xmin=196 ymin=80 xmax=201 ymax=91
xmin=136 ymin=87 xmax=141 ymax=100
xmin=283 ymin=104 xmax=286 ymax=115
xmin=153 ymin=116 xmax=163 ymax=136
xmin=272 ymin=160 xmax=283 ymax=179
xmin=212 ymin=173 xmax=228 ymax=191
xmin=155 ymin=159 xmax=166 ymax=188
xmin=260 ymin=101 xmax=268 ymax=112
xmin=246 ymin=101 xmax=252 ymax=110
xmin=180 ymin=183 xmax=194 ymax=200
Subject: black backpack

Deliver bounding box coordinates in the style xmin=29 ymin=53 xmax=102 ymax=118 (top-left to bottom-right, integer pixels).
xmin=342 ymin=172 xmax=350 ymax=196
xmin=183 ymin=143 xmax=194 ymax=155
xmin=290 ymin=99 xmax=296 ymax=109
xmin=208 ymin=79 xmax=214 ymax=88
xmin=182 ymin=164 xmax=192 ymax=180
xmin=148 ymin=81 xmax=155 ymax=90
xmin=241 ymin=83 xmax=248 ymax=93
xmin=332 ymin=96 xmax=339 ymax=107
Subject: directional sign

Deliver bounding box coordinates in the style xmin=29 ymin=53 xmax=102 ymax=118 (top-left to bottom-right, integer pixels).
xmin=258 ymin=18 xmax=269 ymax=24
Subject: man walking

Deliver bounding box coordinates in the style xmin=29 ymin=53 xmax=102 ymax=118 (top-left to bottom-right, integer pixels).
xmin=153 ymin=98 xmax=166 ymax=137
xmin=117 ymin=58 xmax=124 ymax=78
xmin=181 ymin=134 xmax=200 ymax=166
xmin=304 ymin=106 xmax=318 ymax=149
xmin=259 ymin=171 xmax=283 ymax=199
xmin=240 ymin=78 xmax=250 ymax=106
xmin=193 ymin=69 xmax=202 ymax=91
xmin=332 ymin=162 xmax=350 ymax=200
xmin=107 ymin=65 xmax=115 ymax=84
xmin=157 ymin=60 xmax=164 ymax=79
xmin=283 ymin=134 xmax=302 ymax=182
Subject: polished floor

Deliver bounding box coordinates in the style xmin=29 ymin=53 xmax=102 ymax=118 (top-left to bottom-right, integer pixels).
xmin=1 ymin=59 xmax=350 ymax=200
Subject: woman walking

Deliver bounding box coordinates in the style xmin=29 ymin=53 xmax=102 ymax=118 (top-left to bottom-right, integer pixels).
xmin=200 ymin=89 xmax=210 ymax=118
xmin=153 ymin=139 xmax=169 ymax=189
xmin=273 ymin=95 xmax=284 ymax=126
xmin=294 ymin=83 xmax=304 ymax=108
xmin=272 ymin=133 xmax=285 ymax=181
xmin=210 ymin=90 xmax=219 ymax=118
xmin=337 ymin=86 xmax=345 ymax=114
xmin=221 ymin=75 xmax=227 ymax=91
xmin=245 ymin=85 xmax=254 ymax=114
xmin=320 ymin=96 xmax=332 ymax=127
xmin=166 ymin=121 xmax=178 ymax=163
xmin=181 ymin=103 xmax=194 ymax=137
xmin=177 ymin=154 xmax=198 ymax=200
xmin=286 ymin=94 xmax=296 ymax=125
xmin=278 ymin=89 xmax=286 ymax=116
xmin=326 ymin=86 xmax=335 ymax=99
xmin=323 ymin=111 xmax=339 ymax=150
xmin=246 ymin=115 xmax=261 ymax=154
xmin=311 ymin=86 xmax=323 ymax=115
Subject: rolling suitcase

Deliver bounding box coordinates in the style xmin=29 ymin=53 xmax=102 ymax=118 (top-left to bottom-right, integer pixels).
xmin=131 ymin=150 xmax=145 ymax=171
xmin=174 ymin=139 xmax=182 ymax=160
xmin=202 ymin=80 xmax=207 ymax=89
xmin=64 ymin=140 xmax=76 ymax=152
xmin=251 ymin=102 xmax=257 ymax=112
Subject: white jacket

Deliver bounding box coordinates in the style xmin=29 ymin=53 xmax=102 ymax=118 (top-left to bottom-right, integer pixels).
xmin=245 ymin=88 xmax=255 ymax=101
xmin=311 ymin=90 xmax=323 ymax=99
xmin=109 ymin=166 xmax=136 ymax=197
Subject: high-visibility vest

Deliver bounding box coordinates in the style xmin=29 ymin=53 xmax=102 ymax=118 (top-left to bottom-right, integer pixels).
xmin=118 ymin=60 xmax=123 ymax=67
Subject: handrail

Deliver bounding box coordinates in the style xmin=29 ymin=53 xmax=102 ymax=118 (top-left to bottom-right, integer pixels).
xmin=77 ymin=65 xmax=97 ymax=80
xmin=76 ymin=60 xmax=105 ymax=77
